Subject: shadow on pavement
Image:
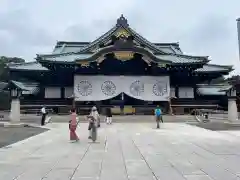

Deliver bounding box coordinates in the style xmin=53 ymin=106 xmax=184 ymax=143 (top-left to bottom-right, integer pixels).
xmin=0 ymin=126 xmax=48 ymax=148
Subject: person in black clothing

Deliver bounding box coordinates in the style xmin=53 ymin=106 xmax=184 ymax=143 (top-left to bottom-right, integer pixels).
xmin=105 ymin=107 xmax=112 ymax=124
xmin=41 ymin=106 xmax=47 ymax=126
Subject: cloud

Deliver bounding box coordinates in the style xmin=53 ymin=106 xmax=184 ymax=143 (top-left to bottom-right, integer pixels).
xmin=0 ymin=8 xmax=56 ymax=60
xmin=0 ymin=0 xmax=239 ymax=73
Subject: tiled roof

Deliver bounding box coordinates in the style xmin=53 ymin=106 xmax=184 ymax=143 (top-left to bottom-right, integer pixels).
xmin=67 ymin=15 xmax=177 ymax=55
xmin=196 ymin=85 xmax=231 ymax=95
xmin=195 ymin=64 xmax=233 ymax=72
xmin=51 ymin=41 xmax=183 ymax=55
xmin=156 ymin=55 xmax=207 ymax=64
xmin=52 ymin=42 xmax=89 ymax=54
xmin=6 ymin=80 xmax=39 ymax=94
xmin=41 ymin=54 xmax=93 ymax=62
xmin=8 ymin=62 xmax=49 ymax=71
xmin=40 ymin=50 xmax=206 ymax=64
xmin=38 ymin=15 xmax=209 ymax=64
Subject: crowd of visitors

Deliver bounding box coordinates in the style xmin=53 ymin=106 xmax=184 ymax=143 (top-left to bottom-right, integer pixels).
xmin=40 ymin=105 xmax=163 ymax=142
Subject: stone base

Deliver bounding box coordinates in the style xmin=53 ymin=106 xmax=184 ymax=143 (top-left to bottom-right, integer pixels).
xmin=0 ymin=122 xmax=42 ymax=128
xmin=0 ymin=122 xmax=28 ymax=128
xmin=9 ymin=99 xmax=20 ymax=122
xmin=228 ymin=99 xmax=238 ymax=122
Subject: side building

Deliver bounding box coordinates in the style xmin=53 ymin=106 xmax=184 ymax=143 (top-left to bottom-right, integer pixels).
xmin=6 ymin=15 xmax=234 ymax=115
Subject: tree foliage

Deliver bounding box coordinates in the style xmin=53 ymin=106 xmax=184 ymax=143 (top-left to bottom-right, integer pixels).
xmin=0 ymin=56 xmax=25 ymax=82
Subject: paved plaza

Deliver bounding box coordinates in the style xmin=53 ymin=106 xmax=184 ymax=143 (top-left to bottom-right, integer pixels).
xmin=1 ymin=122 xmax=240 ymax=180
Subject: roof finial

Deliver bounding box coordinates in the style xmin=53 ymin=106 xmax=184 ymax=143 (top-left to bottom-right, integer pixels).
xmin=116 ymin=14 xmax=129 ymax=27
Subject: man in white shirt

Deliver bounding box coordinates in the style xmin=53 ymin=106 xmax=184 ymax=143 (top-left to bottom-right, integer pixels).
xmin=41 ymin=106 xmax=47 ymax=126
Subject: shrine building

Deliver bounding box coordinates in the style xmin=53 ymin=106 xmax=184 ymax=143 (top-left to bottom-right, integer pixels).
xmin=6 ymin=15 xmax=235 ymax=115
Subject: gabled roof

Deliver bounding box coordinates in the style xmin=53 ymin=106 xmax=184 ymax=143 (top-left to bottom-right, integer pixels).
xmin=52 ymin=41 xmax=183 ymax=55
xmin=4 ymin=80 xmax=40 ymax=94
xmin=36 ymin=15 xmax=210 ymax=65
xmin=61 ymin=15 xmax=181 ymax=55
xmin=195 ymin=64 xmax=233 ymax=73
xmin=8 ymin=61 xmax=49 ymax=71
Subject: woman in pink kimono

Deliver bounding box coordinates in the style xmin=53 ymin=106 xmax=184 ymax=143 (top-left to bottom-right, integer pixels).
xmin=69 ymin=108 xmax=79 ymax=142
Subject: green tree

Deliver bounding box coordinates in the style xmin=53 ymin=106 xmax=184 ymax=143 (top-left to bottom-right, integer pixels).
xmin=0 ymin=56 xmax=25 ymax=81
xmin=0 ymin=56 xmax=25 ymax=110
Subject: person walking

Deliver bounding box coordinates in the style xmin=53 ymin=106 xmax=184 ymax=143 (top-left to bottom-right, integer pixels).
xmin=69 ymin=108 xmax=79 ymax=142
xmin=41 ymin=106 xmax=47 ymax=126
xmin=106 ymin=107 xmax=112 ymax=124
xmin=88 ymin=106 xmax=100 ymax=139
xmin=154 ymin=105 xmax=162 ymax=129
xmin=90 ymin=106 xmax=100 ymax=127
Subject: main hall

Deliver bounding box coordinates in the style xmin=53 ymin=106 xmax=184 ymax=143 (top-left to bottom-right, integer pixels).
xmin=6 ymin=15 xmax=234 ymax=115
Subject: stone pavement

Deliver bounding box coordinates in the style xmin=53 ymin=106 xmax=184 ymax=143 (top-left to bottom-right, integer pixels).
xmin=1 ymin=123 xmax=240 ymax=180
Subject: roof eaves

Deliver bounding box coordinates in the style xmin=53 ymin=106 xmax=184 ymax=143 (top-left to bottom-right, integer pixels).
xmin=207 ymin=63 xmax=233 ymax=69
xmin=38 ymin=59 xmax=75 ymax=64
xmin=195 ymin=64 xmax=233 ymax=73
xmin=11 ymin=80 xmax=29 ymax=91
xmin=8 ymin=61 xmax=49 ymax=71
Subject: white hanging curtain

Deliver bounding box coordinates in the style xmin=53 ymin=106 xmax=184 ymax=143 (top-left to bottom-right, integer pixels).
xmin=122 ymin=76 xmax=170 ymax=101
xmin=74 ymin=76 xmax=170 ymax=101
xmin=74 ymin=76 xmax=122 ymax=101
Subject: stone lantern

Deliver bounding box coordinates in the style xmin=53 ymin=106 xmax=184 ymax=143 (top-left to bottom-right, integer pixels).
xmin=4 ymin=81 xmax=26 ymax=123
xmin=226 ymin=87 xmax=238 ymax=122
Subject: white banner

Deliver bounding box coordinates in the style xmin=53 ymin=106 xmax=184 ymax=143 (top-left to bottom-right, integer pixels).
xmin=74 ymin=76 xmax=122 ymax=101
xmin=122 ymin=76 xmax=170 ymax=101
xmin=74 ymin=76 xmax=170 ymax=101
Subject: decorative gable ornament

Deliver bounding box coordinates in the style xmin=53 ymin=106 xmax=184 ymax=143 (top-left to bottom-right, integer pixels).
xmin=115 ymin=28 xmax=130 ymax=38
xmin=76 ymin=60 xmax=90 ymax=67
xmin=114 ymin=51 xmax=134 ymax=61
xmin=158 ymin=63 xmax=166 ymax=68
xmin=116 ymin=14 xmax=129 ymax=28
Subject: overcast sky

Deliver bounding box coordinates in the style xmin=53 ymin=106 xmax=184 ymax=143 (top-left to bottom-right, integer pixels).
xmin=0 ymin=0 xmax=240 ymax=74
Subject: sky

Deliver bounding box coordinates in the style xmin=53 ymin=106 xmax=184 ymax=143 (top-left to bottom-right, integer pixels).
xmin=0 ymin=0 xmax=240 ymax=74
